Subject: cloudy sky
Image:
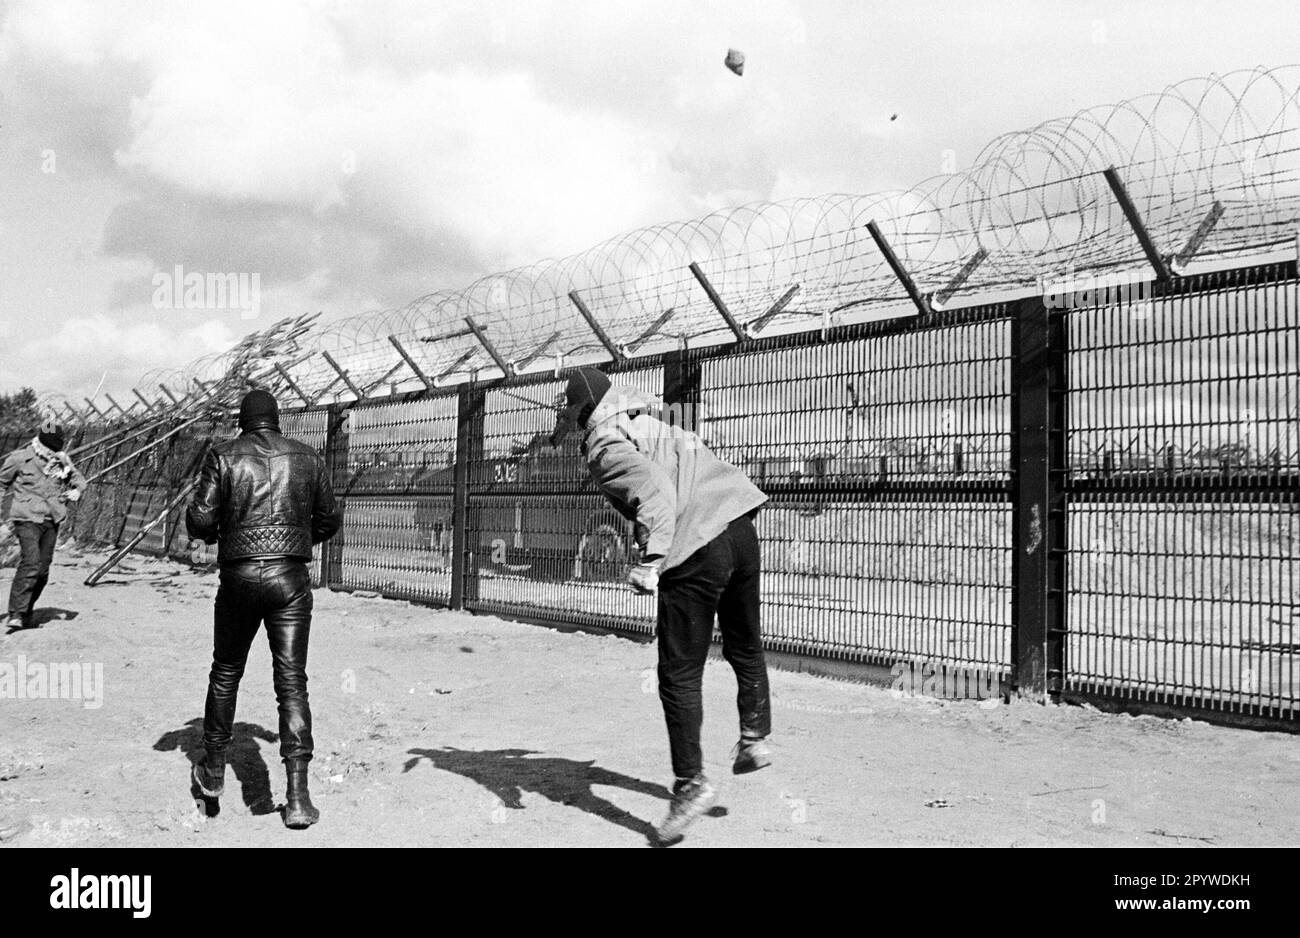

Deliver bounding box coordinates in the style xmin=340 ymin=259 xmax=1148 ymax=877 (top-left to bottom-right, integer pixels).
xmin=0 ymin=0 xmax=1294 ymax=401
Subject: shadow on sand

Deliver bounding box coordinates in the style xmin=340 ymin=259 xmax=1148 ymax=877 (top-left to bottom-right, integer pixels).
xmin=154 ymin=717 xmax=280 ymax=818
xmin=404 ymin=746 xmax=689 ymax=844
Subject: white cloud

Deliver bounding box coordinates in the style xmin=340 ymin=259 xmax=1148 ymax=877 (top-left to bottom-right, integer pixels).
xmin=7 ymin=313 xmax=238 ymax=396
xmin=8 ymin=0 xmax=693 ymax=267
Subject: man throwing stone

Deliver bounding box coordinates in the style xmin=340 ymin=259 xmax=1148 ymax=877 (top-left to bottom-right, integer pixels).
xmin=185 ymin=390 xmax=341 ymax=829
xmin=552 ymin=367 xmax=773 ymax=845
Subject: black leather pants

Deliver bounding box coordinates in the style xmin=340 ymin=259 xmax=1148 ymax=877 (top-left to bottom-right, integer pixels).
xmin=203 ymin=559 xmax=315 ymax=762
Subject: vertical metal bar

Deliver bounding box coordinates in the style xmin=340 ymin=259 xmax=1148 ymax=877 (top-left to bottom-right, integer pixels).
xmin=1010 ymin=295 xmax=1068 ymax=701
xmin=451 ymin=382 xmax=485 ymax=609
xmin=322 ymin=404 xmax=349 ymax=589
xmin=688 ymin=262 xmax=748 ymax=343
xmin=663 ymin=348 xmax=702 ymax=433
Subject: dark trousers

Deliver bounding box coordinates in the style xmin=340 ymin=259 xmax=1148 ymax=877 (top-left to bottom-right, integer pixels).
xmin=203 ymin=559 xmax=315 ymax=763
xmin=7 ymin=520 xmax=59 ymax=619
xmin=656 ymin=513 xmax=771 ymax=779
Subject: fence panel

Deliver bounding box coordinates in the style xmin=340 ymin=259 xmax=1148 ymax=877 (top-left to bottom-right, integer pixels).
xmin=1064 ymin=266 xmax=1300 ymax=720
xmin=689 ymin=313 xmax=1014 ymax=675
xmin=460 ymin=366 xmax=664 ymax=628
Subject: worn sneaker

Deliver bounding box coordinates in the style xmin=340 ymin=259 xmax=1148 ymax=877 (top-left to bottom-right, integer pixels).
xmin=3 ymin=615 xmax=27 ymax=631
xmin=731 ymin=736 xmax=773 ymax=775
xmin=655 ymin=775 xmax=718 ymax=844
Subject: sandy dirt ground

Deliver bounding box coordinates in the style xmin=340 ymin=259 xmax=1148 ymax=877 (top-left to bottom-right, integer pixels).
xmin=1 ymin=548 xmax=1298 ymax=849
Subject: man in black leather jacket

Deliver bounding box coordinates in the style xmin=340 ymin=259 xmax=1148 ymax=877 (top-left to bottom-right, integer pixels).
xmin=185 ymin=389 xmax=342 ymax=829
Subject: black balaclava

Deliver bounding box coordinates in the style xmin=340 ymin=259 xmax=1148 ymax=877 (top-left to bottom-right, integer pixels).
xmin=550 ymin=367 xmax=610 ymax=446
xmin=238 ymin=389 xmax=281 ymax=432
xmin=37 ymin=416 xmax=65 ymax=453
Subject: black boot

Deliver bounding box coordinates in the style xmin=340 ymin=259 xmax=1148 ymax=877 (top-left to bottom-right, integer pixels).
xmin=283 ymin=759 xmax=319 ymax=829
xmin=192 ymin=750 xmax=226 ymax=798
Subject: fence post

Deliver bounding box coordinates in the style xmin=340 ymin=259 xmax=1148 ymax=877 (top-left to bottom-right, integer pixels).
xmin=323 ymin=403 xmax=349 ymax=589
xmin=1010 ymin=295 xmax=1068 ymax=702
xmin=450 ymin=382 xmax=485 ymax=609
xmin=663 ymin=348 xmax=702 ymax=432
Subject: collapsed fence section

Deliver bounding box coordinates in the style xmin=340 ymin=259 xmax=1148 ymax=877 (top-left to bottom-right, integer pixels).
xmin=45 ymin=260 xmax=1300 ymax=730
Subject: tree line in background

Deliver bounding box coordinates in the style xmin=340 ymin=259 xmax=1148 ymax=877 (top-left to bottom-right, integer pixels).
xmin=0 ymin=387 xmax=39 ymax=436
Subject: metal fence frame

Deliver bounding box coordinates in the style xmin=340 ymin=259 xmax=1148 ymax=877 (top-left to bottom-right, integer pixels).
xmin=42 ymin=258 xmax=1300 ymax=732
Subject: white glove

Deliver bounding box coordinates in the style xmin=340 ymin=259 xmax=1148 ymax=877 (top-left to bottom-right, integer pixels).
xmin=627 ymin=563 xmax=660 ymax=595
xmin=64 ymin=489 xmax=82 ymax=503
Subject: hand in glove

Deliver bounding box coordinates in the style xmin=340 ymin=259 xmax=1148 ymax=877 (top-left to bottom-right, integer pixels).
xmin=64 ymin=488 xmax=82 ymax=503
xmin=627 ymin=562 xmax=661 ymax=595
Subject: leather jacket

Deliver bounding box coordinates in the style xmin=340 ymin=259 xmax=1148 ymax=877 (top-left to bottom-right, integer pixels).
xmin=185 ymin=419 xmax=342 ymax=564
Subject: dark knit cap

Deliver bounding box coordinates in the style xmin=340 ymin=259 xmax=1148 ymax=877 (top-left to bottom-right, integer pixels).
xmin=550 ymin=367 xmax=610 ymax=445
xmin=238 ymin=389 xmax=280 ymax=431
xmin=567 ymin=367 xmax=611 ymax=426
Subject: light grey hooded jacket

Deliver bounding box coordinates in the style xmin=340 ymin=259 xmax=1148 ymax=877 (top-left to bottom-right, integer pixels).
xmin=582 ymin=383 xmax=766 ymax=571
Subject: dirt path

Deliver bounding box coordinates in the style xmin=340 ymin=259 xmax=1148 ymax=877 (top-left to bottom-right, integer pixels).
xmin=1 ymin=550 xmax=1297 ymax=848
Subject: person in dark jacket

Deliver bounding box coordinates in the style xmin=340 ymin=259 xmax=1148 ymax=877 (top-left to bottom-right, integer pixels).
xmin=185 ymin=389 xmax=342 ymax=828
xmin=1 ymin=419 xmax=86 ymax=630
xmin=553 ymin=367 xmax=773 ymax=844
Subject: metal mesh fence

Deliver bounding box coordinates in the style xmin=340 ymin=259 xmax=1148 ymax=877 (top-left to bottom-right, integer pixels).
xmin=30 ymin=260 xmax=1300 ymax=729
xmin=1064 ymin=267 xmax=1300 ymax=718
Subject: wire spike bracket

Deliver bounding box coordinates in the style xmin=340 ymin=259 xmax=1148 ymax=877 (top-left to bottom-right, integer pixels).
xmin=103 ymin=393 xmax=132 ymax=419
xmin=360 ymin=360 xmax=406 ymax=398
xmin=1102 ymin=165 xmax=1172 ymax=282
xmin=623 ymin=308 xmax=676 ymax=356
xmin=866 ymin=220 xmax=932 ymax=316
xmin=689 ymin=262 xmax=747 ymax=343
xmin=1172 ymin=200 xmax=1225 ymax=272
xmin=567 ymin=291 xmax=625 ymax=362
xmin=436 ymin=350 xmax=478 ymax=386
xmin=929 ymin=247 xmax=989 ymax=310
xmin=464 ymin=316 xmax=513 ymax=377
xmin=274 ymin=363 xmax=315 ymax=406
xmin=132 ymin=388 xmax=163 ymax=415
xmin=512 ymin=331 xmax=561 ymax=374
xmin=419 ymin=325 xmax=475 ymax=344
xmin=320 ymin=351 xmax=364 ymax=401
xmin=388 ymin=335 xmax=436 ymax=393
xmin=747 ymin=285 xmax=800 ymax=336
